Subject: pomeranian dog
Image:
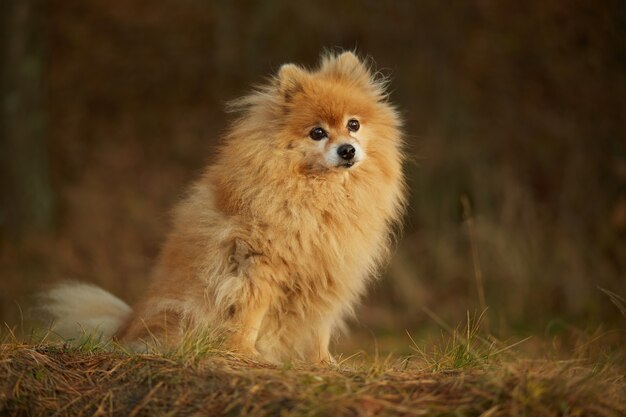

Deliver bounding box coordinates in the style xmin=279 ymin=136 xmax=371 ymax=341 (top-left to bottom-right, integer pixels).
xmin=41 ymin=51 xmax=406 ymax=363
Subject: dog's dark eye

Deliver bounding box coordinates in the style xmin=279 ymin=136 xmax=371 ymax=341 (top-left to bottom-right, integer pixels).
xmin=347 ymin=119 xmax=360 ymax=132
xmin=309 ymin=127 xmax=328 ymax=141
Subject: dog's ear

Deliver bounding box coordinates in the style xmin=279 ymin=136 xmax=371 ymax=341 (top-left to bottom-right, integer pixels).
xmin=277 ymin=63 xmax=307 ymax=101
xmin=319 ymin=51 xmax=371 ymax=86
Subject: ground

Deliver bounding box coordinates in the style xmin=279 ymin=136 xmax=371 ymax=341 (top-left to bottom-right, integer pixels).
xmin=1 ymin=329 xmax=624 ymax=417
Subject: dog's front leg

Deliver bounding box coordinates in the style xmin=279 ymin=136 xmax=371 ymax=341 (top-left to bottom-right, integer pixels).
xmin=306 ymin=321 xmax=335 ymax=364
xmin=218 ymin=239 xmax=272 ymax=359
xmin=223 ymin=291 xmax=270 ymax=358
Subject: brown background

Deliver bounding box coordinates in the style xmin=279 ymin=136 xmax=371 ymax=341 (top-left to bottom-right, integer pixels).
xmin=1 ymin=0 xmax=625 ymax=352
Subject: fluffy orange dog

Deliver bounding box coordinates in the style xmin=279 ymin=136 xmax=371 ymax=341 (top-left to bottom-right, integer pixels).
xmin=42 ymin=51 xmax=406 ymax=363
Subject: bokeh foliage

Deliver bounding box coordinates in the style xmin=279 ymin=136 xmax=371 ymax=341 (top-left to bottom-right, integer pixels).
xmin=1 ymin=0 xmax=625 ymax=344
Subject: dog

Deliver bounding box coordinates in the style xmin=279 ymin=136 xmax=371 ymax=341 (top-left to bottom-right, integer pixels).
xmin=41 ymin=51 xmax=406 ymax=363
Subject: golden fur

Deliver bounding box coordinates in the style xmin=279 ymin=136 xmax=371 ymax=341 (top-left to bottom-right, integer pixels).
xmin=46 ymin=52 xmax=406 ymax=364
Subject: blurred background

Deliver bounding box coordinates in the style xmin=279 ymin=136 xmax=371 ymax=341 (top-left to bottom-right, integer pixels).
xmin=1 ymin=0 xmax=625 ymax=354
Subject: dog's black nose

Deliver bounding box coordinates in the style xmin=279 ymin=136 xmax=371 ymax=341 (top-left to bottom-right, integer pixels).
xmin=337 ymin=144 xmax=356 ymax=160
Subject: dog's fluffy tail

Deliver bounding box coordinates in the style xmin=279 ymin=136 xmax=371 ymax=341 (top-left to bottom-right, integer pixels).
xmin=38 ymin=282 xmax=132 ymax=341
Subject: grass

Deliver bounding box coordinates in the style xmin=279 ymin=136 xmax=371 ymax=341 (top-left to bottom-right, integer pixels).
xmin=1 ymin=321 xmax=624 ymax=417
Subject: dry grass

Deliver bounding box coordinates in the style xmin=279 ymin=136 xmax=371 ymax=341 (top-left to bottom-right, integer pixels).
xmin=1 ymin=326 xmax=624 ymax=417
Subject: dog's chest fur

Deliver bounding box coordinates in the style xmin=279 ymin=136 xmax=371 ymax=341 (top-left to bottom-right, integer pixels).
xmin=239 ymin=179 xmax=385 ymax=317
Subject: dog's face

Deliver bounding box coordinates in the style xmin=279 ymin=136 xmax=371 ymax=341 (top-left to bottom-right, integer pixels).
xmin=216 ymin=52 xmax=403 ymax=223
xmin=272 ymin=52 xmax=395 ymax=175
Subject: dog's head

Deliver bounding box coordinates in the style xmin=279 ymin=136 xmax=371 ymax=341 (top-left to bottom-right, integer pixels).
xmin=227 ymin=51 xmax=402 ymax=176
xmin=274 ymin=52 xmax=400 ymax=174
